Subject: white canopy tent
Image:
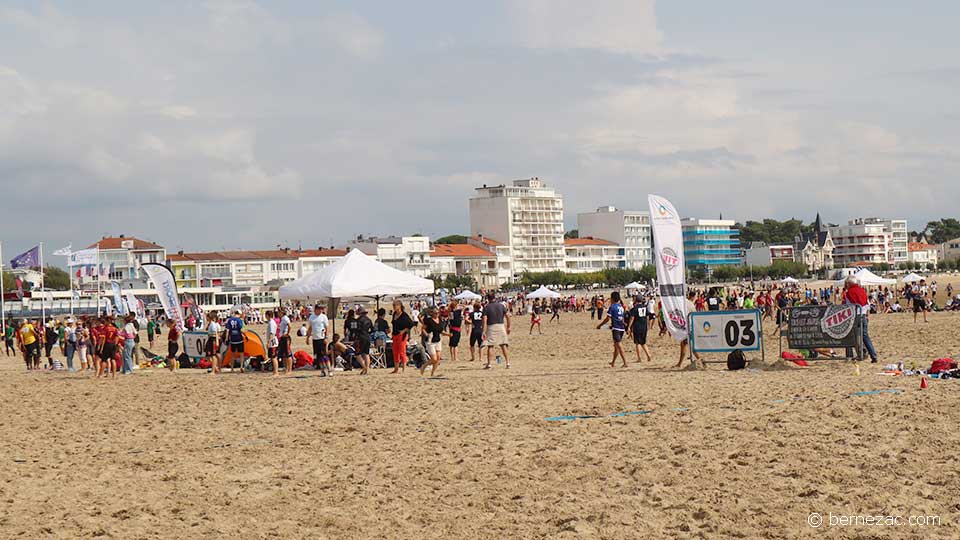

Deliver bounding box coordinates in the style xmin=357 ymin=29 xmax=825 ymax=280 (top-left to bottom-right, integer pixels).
xmin=279 ymin=249 xmax=435 ymax=301
xmin=781 ymin=277 xmax=800 ymax=284
xmin=901 ymin=272 xmax=925 ymax=284
xmin=453 ymin=290 xmax=482 ymax=301
xmin=838 ymin=268 xmax=897 ymax=286
xmin=526 ymin=285 xmax=562 ymax=300
xmin=624 ymin=281 xmax=646 ymax=290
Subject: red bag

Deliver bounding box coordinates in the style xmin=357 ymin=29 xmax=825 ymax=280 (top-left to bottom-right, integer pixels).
xmin=928 ymin=358 xmax=957 ymax=374
xmin=198 ymin=358 xmax=212 ymax=369
xmin=293 ymin=350 xmax=314 ymax=369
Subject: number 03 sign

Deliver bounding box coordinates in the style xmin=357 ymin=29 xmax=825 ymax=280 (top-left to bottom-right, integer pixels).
xmin=688 ymin=310 xmax=763 ymax=354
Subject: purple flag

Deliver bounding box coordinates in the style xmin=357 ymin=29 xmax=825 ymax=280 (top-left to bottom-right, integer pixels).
xmin=10 ymin=246 xmax=40 ymax=269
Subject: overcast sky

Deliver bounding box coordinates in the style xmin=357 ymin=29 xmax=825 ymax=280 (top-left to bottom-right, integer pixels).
xmin=2 ymin=0 xmax=958 ymax=260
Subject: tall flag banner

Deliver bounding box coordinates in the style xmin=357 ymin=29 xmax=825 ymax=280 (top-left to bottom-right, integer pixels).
xmin=124 ymin=291 xmax=141 ymax=318
xmin=52 ymin=245 xmax=72 ymax=257
xmin=68 ymin=249 xmax=99 ymax=267
xmin=141 ymin=263 xmax=185 ymax=330
xmin=647 ymin=194 xmax=688 ymax=342
xmin=10 ymin=246 xmax=40 ymax=269
xmin=110 ymin=281 xmax=128 ymax=316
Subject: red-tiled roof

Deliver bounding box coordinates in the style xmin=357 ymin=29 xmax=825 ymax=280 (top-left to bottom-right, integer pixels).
xmin=88 ymin=236 xmax=163 ymax=250
xmin=908 ymin=242 xmax=936 ymax=252
xmin=564 ymin=237 xmax=617 ymax=246
xmin=430 ymin=244 xmax=494 ymax=258
xmin=470 ymin=236 xmax=502 ymax=246
xmin=168 ymin=249 xmax=346 ymax=262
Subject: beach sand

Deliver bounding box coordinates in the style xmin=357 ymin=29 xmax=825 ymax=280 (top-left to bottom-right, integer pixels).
xmin=0 ymin=306 xmax=958 ymax=539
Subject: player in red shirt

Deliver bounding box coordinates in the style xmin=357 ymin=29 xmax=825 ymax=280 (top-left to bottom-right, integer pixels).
xmin=842 ymin=276 xmax=878 ymax=363
xmin=88 ymin=319 xmax=102 ymax=375
xmin=97 ymin=317 xmax=119 ymax=379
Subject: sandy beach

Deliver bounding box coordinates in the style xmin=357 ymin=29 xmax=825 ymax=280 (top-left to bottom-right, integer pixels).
xmin=0 ymin=300 xmax=958 ymax=539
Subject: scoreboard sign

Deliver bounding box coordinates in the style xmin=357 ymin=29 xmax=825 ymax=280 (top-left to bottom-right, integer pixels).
xmin=182 ymin=331 xmax=209 ymax=360
xmin=688 ymin=309 xmax=762 ymax=353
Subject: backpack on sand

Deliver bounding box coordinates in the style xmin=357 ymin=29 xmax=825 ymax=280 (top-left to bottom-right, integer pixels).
xmin=727 ymin=349 xmax=747 ymax=371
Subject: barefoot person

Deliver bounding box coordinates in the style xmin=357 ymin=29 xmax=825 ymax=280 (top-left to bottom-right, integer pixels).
xmin=529 ymin=302 xmax=542 ymax=335
xmin=353 ymin=308 xmax=374 ymax=375
xmin=224 ymin=309 xmax=246 ymax=373
xmin=165 ymin=319 xmax=180 ymax=371
xmin=447 ymin=300 xmax=463 ymax=362
xmin=420 ymin=307 xmax=448 ymax=377
xmin=307 ymin=305 xmax=330 ymax=376
xmin=482 ymin=292 xmax=511 ymax=369
xmin=676 ymin=291 xmax=702 ymax=368
xmin=597 ymin=291 xmax=628 ymax=368
xmin=205 ymin=313 xmax=222 ymax=374
xmin=466 ymin=301 xmax=484 ymax=362
xmin=625 ymin=295 xmax=653 ymax=363
xmin=390 ymin=301 xmax=414 ymax=374
xmin=97 ymin=316 xmax=119 ymax=379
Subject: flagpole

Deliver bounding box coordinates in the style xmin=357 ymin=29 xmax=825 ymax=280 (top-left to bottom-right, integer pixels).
xmin=39 ymin=242 xmax=45 ymax=327
xmin=68 ymin=245 xmax=74 ymax=318
xmin=95 ymin=249 xmax=101 ymax=318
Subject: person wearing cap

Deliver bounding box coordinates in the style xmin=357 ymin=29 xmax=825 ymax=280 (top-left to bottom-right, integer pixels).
xmin=224 ymin=308 xmax=246 ymax=373
xmin=307 ymin=304 xmax=330 ymax=376
xmin=843 ymin=276 xmax=878 ymax=363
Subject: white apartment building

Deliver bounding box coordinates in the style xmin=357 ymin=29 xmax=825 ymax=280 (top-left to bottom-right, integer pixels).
xmin=346 ymin=235 xmax=432 ymax=278
xmin=940 ymin=238 xmax=960 ymax=263
xmin=831 ymin=218 xmax=907 ymax=266
xmin=467 ymin=236 xmax=513 ymax=285
xmin=829 ymin=220 xmax=893 ymax=267
xmin=167 ymin=248 xmax=347 ymax=289
xmin=576 ymin=206 xmax=652 ymax=269
xmin=429 ymin=243 xmax=501 ymax=290
xmin=469 ymin=177 xmax=565 ymax=277
xmin=563 ymin=237 xmax=626 ymax=273
xmin=907 ymin=242 xmax=939 ymax=269
xmin=743 ymin=242 xmax=796 ymax=267
xmin=80 ymin=235 xmax=167 ymax=288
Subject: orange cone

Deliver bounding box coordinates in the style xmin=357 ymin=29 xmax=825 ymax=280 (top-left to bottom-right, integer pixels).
xmin=920 ymin=377 xmax=928 ymax=390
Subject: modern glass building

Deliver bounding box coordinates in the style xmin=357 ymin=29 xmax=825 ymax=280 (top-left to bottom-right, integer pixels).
xmin=681 ymin=218 xmax=742 ymax=272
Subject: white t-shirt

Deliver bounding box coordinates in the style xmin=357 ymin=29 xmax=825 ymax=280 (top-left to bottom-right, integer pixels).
xmin=267 ymin=318 xmax=278 ymax=337
xmin=123 ymin=322 xmax=137 ymax=340
xmin=280 ymin=315 xmax=291 ymax=336
xmin=308 ymin=313 xmax=329 ymax=340
xmin=207 ymin=321 xmax=222 ymax=336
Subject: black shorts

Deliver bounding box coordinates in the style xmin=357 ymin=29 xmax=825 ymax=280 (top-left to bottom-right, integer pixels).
xmin=312 ymin=339 xmax=326 ymax=360
xmin=229 ymin=342 xmax=244 ymax=353
xmin=24 ymin=342 xmax=40 ymax=360
xmin=913 ymin=300 xmax=925 ymax=313
xmin=449 ymin=331 xmax=461 ymax=348
xmin=469 ymin=332 xmax=483 ymax=347
xmin=612 ymin=329 xmax=625 ymax=343
xmin=632 ymin=325 xmax=648 ymax=345
xmin=356 ymin=338 xmax=371 ymax=355
xmin=167 ymin=341 xmax=179 ymax=359
xmin=278 ymin=339 xmax=291 ymax=358
xmin=102 ymin=342 xmax=118 ymax=361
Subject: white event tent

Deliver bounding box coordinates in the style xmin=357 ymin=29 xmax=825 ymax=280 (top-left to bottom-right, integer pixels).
xmin=525 ymin=285 xmax=562 ymax=300
xmin=279 ymin=249 xmax=435 ymax=301
xmin=839 ymin=268 xmax=897 ymax=286
xmin=901 ymin=272 xmax=925 ymax=284
xmin=453 ymin=290 xmax=483 ymax=301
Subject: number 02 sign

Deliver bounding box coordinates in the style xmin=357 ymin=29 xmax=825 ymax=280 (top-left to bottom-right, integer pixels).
xmin=688 ymin=310 xmax=763 ymax=353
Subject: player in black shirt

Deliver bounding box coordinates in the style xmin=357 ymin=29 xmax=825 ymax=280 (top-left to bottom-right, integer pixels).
xmin=625 ymin=295 xmax=653 ymax=363
xmin=466 ymin=302 xmax=484 ymax=362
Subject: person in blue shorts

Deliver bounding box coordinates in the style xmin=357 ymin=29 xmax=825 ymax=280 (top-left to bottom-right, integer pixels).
xmin=597 ymin=291 xmax=628 ymax=368
xmin=224 ymin=309 xmax=245 ymax=373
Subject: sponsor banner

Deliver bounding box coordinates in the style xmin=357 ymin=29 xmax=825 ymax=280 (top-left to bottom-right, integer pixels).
xmin=141 ymin=263 xmax=186 ymax=331
xmin=111 ymin=281 xmax=128 ymax=316
xmin=648 ymin=194 xmax=688 ymax=342
xmin=689 ymin=309 xmax=762 ymax=353
xmin=786 ymin=305 xmax=861 ymax=349
xmin=68 ymin=249 xmax=99 ymax=267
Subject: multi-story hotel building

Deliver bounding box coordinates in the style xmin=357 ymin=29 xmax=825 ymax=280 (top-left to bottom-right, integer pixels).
xmin=469 ymin=178 xmax=565 ymax=277
xmin=563 ymin=237 xmax=626 ymax=273
xmin=681 ymin=218 xmax=742 ymax=272
xmin=576 ymin=206 xmax=652 ymax=269
xmin=829 ymin=218 xmax=908 ymax=267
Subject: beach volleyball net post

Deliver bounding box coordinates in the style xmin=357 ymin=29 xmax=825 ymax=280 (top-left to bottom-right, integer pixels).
xmin=779 ymin=305 xmax=863 ymax=361
xmin=687 ymin=309 xmax=764 ymax=364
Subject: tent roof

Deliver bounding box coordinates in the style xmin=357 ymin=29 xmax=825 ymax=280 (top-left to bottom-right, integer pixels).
xmin=452 ymin=290 xmax=482 ymax=300
xmin=901 ymin=272 xmax=925 ymax=283
xmin=840 ymin=268 xmax=897 ymax=286
xmin=526 ymin=285 xmax=562 ymax=299
xmin=279 ymin=249 xmax=435 ymax=299
xmin=624 ymin=281 xmax=646 ymax=289
xmin=781 ymin=277 xmax=800 ymax=283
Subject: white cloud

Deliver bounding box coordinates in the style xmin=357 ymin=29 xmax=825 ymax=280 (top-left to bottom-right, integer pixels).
xmin=508 ymin=0 xmax=661 ymax=55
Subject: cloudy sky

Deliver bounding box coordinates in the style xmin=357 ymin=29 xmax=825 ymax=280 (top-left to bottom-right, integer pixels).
xmin=1 ymin=0 xmax=958 ymax=259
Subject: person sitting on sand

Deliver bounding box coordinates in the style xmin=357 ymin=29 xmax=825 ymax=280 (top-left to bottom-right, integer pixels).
xmin=329 ymin=334 xmax=355 ymax=369
xmin=597 ymin=291 xmax=628 ymax=368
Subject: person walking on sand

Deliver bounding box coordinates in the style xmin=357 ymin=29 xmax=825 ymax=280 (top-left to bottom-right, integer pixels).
xmin=307 ymin=304 xmax=330 ymax=376
xmin=466 ymin=301 xmax=484 ymax=362
xmin=597 ymin=291 xmax=628 ymax=368
xmin=482 ymin=292 xmax=511 ymax=369
xmin=166 ymin=319 xmax=180 ymax=371
xmin=97 ymin=316 xmax=119 ymax=379
xmin=676 ymin=291 xmax=702 ymax=369
xmin=390 ymin=301 xmax=414 ymax=374
xmin=420 ymin=307 xmax=448 ymax=377
xmin=625 ymin=295 xmax=653 ymax=363
xmin=3 ymin=322 xmax=15 ymax=356
xmin=447 ymin=299 xmax=463 ymax=363
xmin=912 ymin=280 xmax=928 ymax=324
xmin=529 ymin=301 xmax=542 ymax=335
xmin=353 ymin=307 xmax=374 ymax=375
